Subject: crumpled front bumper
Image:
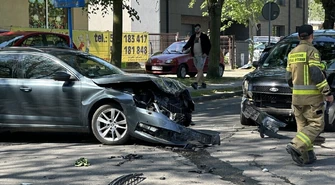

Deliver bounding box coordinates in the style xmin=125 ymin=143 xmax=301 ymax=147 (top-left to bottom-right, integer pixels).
xmin=127 ymin=107 xmax=220 ymax=146
xmin=241 ymin=97 xmax=287 ymax=137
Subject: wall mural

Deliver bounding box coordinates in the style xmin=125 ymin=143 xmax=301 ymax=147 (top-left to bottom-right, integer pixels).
xmin=28 ymin=0 xmax=67 ymax=29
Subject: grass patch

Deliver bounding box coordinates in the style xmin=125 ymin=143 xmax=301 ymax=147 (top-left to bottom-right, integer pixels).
xmin=190 ymin=86 xmax=241 ymax=97
xmin=168 ymin=76 xmax=243 ymax=86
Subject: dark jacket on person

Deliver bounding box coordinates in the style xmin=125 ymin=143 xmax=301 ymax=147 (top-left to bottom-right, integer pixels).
xmin=183 ymin=32 xmax=211 ymax=57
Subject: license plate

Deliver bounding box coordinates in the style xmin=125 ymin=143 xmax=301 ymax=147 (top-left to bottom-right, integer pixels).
xmin=152 ymin=66 xmax=163 ymax=70
xmin=244 ymin=106 xmax=260 ymax=121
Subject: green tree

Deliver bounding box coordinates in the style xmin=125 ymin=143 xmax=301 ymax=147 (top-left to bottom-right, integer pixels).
xmin=189 ymin=0 xmax=265 ymax=78
xmin=315 ymin=0 xmax=335 ymax=29
xmin=309 ymin=0 xmax=324 ymax=21
xmin=85 ymin=0 xmax=140 ymax=68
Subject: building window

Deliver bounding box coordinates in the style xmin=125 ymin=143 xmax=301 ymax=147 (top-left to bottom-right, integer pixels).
xmin=273 ymin=25 xmax=285 ymax=36
xmin=277 ymin=0 xmax=285 ymax=6
xmin=29 ymin=0 xmax=67 ymax=29
xmin=296 ymin=0 xmax=303 ymax=8
xmin=256 ymin=24 xmax=261 ymax=36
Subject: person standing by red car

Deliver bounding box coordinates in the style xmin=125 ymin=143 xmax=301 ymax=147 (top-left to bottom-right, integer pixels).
xmin=182 ymin=24 xmax=211 ymax=89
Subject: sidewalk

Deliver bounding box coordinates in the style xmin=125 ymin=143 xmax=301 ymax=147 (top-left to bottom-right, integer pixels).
xmin=123 ymin=68 xmax=253 ymax=102
xmin=189 ymin=69 xmax=252 ymax=102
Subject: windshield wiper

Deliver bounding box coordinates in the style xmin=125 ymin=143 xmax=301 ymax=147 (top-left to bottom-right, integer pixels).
xmin=169 ymin=50 xmax=182 ymax=54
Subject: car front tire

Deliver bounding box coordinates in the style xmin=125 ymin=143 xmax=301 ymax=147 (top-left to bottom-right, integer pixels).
xmin=177 ymin=64 xmax=187 ymax=78
xmin=91 ymin=104 xmax=130 ymax=145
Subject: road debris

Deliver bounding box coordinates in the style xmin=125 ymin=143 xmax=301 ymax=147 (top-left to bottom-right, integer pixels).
xmin=74 ymin=157 xmax=90 ymax=167
xmin=108 ymin=173 xmax=146 ymax=185
xmin=114 ymin=154 xmax=143 ymax=166
xmin=242 ymin=100 xmax=288 ymax=139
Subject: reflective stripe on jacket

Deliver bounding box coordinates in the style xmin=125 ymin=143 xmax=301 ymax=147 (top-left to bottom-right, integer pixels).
xmin=286 ymin=40 xmax=330 ymax=105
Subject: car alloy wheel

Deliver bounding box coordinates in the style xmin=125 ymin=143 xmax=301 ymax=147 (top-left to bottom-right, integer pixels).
xmin=92 ymin=104 xmax=130 ymax=145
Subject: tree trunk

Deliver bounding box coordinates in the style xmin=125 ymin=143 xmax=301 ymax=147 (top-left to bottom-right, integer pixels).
xmin=321 ymin=0 xmax=335 ymax=29
xmin=207 ymin=0 xmax=224 ymax=79
xmin=111 ymin=0 xmax=123 ymax=68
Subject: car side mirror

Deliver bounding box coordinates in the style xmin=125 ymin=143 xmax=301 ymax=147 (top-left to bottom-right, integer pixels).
xmin=252 ymin=61 xmax=259 ymax=68
xmin=53 ymin=71 xmax=72 ymax=81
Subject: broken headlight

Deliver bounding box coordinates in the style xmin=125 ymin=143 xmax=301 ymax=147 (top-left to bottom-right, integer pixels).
xmin=243 ymin=79 xmax=253 ymax=98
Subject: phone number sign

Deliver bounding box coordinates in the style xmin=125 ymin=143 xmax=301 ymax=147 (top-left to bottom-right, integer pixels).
xmin=122 ymin=32 xmax=149 ymax=62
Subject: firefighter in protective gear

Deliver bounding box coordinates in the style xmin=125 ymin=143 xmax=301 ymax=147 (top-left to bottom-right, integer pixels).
xmin=286 ymin=24 xmax=334 ymax=165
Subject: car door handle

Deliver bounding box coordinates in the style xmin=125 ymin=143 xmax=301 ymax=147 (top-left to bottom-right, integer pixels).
xmin=20 ymin=87 xmax=32 ymax=92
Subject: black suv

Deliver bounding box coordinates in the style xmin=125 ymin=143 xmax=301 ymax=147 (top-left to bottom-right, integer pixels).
xmin=241 ymin=29 xmax=335 ymax=131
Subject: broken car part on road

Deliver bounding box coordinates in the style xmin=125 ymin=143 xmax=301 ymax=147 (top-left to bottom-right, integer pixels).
xmin=241 ymin=98 xmax=288 ymax=139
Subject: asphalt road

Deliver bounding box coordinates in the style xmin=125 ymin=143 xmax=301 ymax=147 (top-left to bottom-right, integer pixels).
xmin=1 ymin=97 xmax=335 ymax=185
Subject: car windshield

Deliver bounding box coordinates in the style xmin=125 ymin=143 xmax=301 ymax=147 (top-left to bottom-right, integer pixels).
xmin=0 ymin=35 xmax=23 ymax=47
xmin=261 ymin=34 xmax=335 ymax=69
xmin=163 ymin=42 xmax=186 ymax=54
xmin=52 ymin=52 xmax=124 ymax=78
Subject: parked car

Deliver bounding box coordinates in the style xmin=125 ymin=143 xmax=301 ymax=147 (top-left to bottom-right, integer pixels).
xmin=0 ymin=31 xmax=76 ymax=49
xmin=0 ymin=47 xmax=196 ymax=145
xmin=0 ymin=29 xmax=8 ymax=34
xmin=145 ymin=41 xmax=225 ymax=78
xmin=241 ymin=29 xmax=335 ymax=132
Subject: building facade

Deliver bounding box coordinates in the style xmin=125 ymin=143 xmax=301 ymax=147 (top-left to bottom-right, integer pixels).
xmin=1 ymin=0 xmax=308 ymax=38
xmin=0 ymin=0 xmax=88 ymax=31
xmin=253 ymin=0 xmax=309 ymax=38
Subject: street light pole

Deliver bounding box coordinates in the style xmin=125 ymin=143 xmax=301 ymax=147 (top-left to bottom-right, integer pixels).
xmin=268 ymin=3 xmax=271 ymax=46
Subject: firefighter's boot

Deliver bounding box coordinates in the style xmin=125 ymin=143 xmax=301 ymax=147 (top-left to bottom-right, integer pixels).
xmin=286 ymin=143 xmax=304 ymax=166
xmin=305 ymin=150 xmax=317 ymax=164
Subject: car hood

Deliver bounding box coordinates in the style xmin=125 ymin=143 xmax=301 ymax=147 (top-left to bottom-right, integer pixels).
xmin=91 ymin=73 xmax=188 ymax=94
xmin=245 ymin=68 xmax=288 ymax=85
xmin=151 ymin=53 xmax=187 ymax=61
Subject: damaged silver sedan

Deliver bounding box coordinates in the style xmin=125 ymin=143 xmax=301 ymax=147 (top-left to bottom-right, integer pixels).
xmin=0 ymin=47 xmax=220 ymax=146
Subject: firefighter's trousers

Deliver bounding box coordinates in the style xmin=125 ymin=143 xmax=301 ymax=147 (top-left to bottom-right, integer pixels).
xmin=291 ymin=103 xmax=325 ymax=162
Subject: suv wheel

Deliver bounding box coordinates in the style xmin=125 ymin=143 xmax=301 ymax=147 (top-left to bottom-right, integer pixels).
xmin=91 ymin=104 xmax=130 ymax=145
xmin=240 ymin=112 xmax=255 ymax=126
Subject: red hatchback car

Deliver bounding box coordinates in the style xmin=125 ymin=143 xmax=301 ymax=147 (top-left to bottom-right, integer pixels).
xmin=0 ymin=31 xmax=76 ymax=49
xmin=145 ymin=41 xmax=225 ymax=78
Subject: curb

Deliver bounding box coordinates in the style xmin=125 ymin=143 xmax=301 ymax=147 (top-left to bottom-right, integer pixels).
xmin=192 ymin=90 xmax=243 ymax=102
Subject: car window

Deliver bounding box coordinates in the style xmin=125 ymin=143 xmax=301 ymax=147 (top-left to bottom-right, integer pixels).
xmin=262 ymin=34 xmax=335 ymax=69
xmin=163 ymin=42 xmax=186 ymax=54
xmin=45 ymin=34 xmax=68 ymax=47
xmin=262 ymin=42 xmax=297 ymax=68
xmin=0 ymin=35 xmax=24 ymax=47
xmin=52 ymin=53 xmax=124 ymax=78
xmin=313 ymin=35 xmax=335 ymax=62
xmin=21 ymin=34 xmax=44 ymax=47
xmin=19 ymin=54 xmax=66 ymax=79
xmin=0 ymin=54 xmax=19 ymax=78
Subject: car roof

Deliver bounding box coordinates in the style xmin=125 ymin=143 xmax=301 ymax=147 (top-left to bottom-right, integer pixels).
xmin=0 ymin=31 xmax=69 ymax=37
xmin=0 ymin=47 xmax=83 ymax=55
xmin=292 ymin=29 xmax=335 ymax=36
